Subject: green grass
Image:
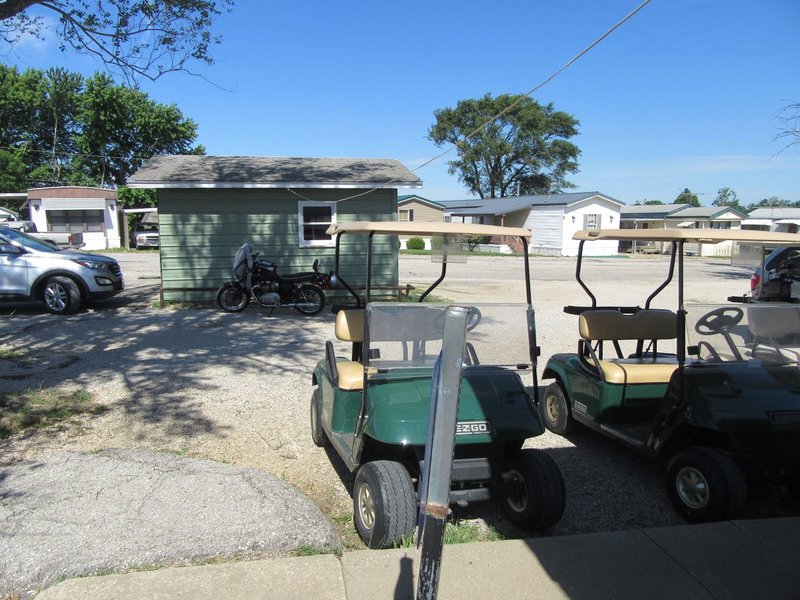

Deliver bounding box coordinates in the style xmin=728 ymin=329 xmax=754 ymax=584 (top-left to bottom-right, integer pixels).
xmin=0 ymin=388 xmax=104 ymax=439
xmin=0 ymin=347 xmax=23 ymax=360
xmin=295 ymin=544 xmax=342 ymax=558
xmin=396 ymin=520 xmax=504 ymax=548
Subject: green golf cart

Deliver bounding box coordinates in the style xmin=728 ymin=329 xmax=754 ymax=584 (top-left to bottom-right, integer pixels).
xmin=311 ymin=221 xmax=565 ymax=548
xmin=542 ymin=228 xmax=800 ymax=523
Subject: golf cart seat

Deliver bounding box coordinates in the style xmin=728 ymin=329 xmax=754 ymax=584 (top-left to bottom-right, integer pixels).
xmin=327 ymin=309 xmax=372 ymax=390
xmin=579 ymin=309 xmax=679 ymax=385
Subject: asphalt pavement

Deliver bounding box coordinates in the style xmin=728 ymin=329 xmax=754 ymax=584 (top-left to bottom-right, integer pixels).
xmin=0 ymin=450 xmax=340 ymax=598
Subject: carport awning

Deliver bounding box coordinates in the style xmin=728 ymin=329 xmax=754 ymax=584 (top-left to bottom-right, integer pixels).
xmin=676 ymin=221 xmax=695 ymax=228
xmin=776 ymin=219 xmax=800 ymax=226
xmin=741 ymin=218 xmax=773 ymax=226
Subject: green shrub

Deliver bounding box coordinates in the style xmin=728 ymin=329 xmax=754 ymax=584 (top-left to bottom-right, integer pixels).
xmin=406 ymin=237 xmax=425 ymax=250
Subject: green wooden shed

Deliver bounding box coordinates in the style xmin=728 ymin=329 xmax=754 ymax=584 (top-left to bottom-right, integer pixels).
xmin=127 ymin=155 xmax=422 ymax=302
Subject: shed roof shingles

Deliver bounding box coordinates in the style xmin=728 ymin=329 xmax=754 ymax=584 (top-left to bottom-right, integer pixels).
xmin=127 ymin=155 xmax=422 ymax=188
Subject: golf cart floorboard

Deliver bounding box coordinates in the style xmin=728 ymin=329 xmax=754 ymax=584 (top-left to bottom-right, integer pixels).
xmin=598 ymin=423 xmax=651 ymax=448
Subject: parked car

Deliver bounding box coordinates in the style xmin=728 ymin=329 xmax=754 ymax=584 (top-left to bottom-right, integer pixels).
xmin=0 ymin=227 xmax=123 ymax=315
xmin=749 ymin=246 xmax=800 ymax=301
xmin=130 ymin=213 xmax=159 ymax=250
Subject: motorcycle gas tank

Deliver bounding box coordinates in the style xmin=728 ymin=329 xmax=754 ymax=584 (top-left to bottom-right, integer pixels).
xmin=363 ymin=366 xmax=542 ymax=446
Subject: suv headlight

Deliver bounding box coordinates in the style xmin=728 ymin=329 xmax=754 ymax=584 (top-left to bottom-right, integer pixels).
xmin=72 ymin=259 xmax=106 ymax=270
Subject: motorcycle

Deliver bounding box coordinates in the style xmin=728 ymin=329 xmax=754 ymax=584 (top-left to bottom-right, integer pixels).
xmin=216 ymin=243 xmax=329 ymax=315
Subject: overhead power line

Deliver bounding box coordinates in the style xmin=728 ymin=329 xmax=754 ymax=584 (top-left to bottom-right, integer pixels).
xmin=313 ymin=0 xmax=653 ymax=205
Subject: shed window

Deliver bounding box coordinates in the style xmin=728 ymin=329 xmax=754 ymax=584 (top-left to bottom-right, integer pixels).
xmin=298 ymin=201 xmax=336 ymax=247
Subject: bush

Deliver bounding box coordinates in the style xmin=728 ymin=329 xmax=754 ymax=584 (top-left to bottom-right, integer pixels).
xmin=406 ymin=237 xmax=425 ymax=250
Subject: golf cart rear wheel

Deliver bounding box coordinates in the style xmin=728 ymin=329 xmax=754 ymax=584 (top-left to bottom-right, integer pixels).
xmin=216 ymin=282 xmax=250 ymax=312
xmin=666 ymin=447 xmax=746 ymax=523
xmin=500 ymin=449 xmax=565 ymax=532
xmin=542 ymin=381 xmax=578 ymax=435
xmin=353 ymin=461 xmax=416 ymax=549
xmin=309 ymin=389 xmax=329 ymax=448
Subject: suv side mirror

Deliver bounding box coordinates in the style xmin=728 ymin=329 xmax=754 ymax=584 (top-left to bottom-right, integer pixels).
xmin=0 ymin=244 xmax=23 ymax=255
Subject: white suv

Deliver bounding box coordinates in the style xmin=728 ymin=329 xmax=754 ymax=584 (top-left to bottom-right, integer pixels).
xmin=0 ymin=227 xmax=124 ymax=315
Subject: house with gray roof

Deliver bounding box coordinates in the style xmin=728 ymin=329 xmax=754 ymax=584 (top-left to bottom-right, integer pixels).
xmin=619 ymin=203 xmax=748 ymax=256
xmin=439 ymin=192 xmax=624 ymax=256
xmin=128 ymin=155 xmax=422 ymax=302
xmin=743 ymin=207 xmax=800 ymax=233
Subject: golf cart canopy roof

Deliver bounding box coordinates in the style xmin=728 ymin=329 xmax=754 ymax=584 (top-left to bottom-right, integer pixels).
xmin=326 ymin=221 xmax=532 ymax=239
xmin=574 ymin=228 xmax=800 ymax=245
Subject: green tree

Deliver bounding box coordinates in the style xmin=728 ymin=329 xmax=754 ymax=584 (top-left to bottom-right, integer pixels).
xmin=750 ymin=196 xmax=793 ymax=209
xmin=0 ymin=149 xmax=27 ymax=192
xmin=428 ymin=93 xmax=580 ymax=198
xmin=39 ymin=68 xmax=83 ymax=182
xmin=712 ymin=187 xmax=745 ymax=212
xmin=77 ymin=72 xmax=201 ymax=186
xmin=675 ymin=188 xmax=701 ymax=207
xmin=0 ymin=0 xmax=234 ymax=83
xmin=643 ymin=199 xmax=664 ymax=205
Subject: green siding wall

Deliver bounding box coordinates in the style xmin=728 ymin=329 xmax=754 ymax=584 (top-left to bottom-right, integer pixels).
xmin=157 ymin=188 xmax=399 ymax=302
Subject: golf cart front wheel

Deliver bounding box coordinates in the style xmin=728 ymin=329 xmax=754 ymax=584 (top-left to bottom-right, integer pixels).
xmin=500 ymin=449 xmax=565 ymax=532
xmin=353 ymin=461 xmax=416 ymax=549
xmin=666 ymin=447 xmax=746 ymax=523
xmin=542 ymin=381 xmax=578 ymax=435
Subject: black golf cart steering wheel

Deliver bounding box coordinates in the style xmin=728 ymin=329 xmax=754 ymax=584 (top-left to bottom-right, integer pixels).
xmin=695 ymin=307 xmax=744 ymax=336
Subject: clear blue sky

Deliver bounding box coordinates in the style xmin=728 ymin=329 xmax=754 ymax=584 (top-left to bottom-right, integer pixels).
xmin=2 ymin=0 xmax=798 ymax=206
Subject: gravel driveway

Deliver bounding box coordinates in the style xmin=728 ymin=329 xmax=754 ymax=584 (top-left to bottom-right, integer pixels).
xmin=1 ymin=251 xmax=797 ymax=560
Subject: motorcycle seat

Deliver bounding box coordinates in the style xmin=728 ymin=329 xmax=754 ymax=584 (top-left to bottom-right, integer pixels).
xmin=279 ymin=272 xmax=316 ymax=283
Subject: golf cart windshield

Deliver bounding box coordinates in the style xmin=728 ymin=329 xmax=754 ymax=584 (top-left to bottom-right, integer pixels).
xmin=687 ymin=303 xmax=800 ymax=365
xmin=365 ymin=303 xmax=535 ymax=372
xmin=327 ymin=221 xmax=533 ymax=306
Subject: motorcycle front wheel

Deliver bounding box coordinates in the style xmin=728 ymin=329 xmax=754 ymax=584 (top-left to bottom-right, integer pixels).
xmin=216 ymin=282 xmax=251 ymax=312
xmin=295 ymin=283 xmax=325 ymax=316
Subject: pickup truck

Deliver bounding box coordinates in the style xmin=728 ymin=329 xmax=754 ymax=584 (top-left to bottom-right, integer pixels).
xmin=0 ymin=220 xmax=84 ymax=248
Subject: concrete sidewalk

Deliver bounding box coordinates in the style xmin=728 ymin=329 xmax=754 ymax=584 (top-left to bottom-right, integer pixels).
xmin=36 ymin=516 xmax=800 ymax=599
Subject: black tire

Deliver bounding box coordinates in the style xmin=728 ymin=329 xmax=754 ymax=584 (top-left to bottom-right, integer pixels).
xmin=43 ymin=276 xmax=81 ymax=315
xmin=216 ymin=282 xmax=250 ymax=312
xmin=666 ymin=447 xmax=747 ymax=523
xmin=353 ymin=461 xmax=417 ymax=549
xmin=542 ymin=381 xmax=578 ymax=435
xmin=310 ymin=389 xmax=330 ymax=448
xmin=295 ymin=283 xmax=325 ymax=316
xmin=499 ymin=449 xmax=566 ymax=532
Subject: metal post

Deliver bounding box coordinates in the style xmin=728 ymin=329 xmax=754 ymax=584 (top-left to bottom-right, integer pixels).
xmin=417 ymin=306 xmax=470 ymax=600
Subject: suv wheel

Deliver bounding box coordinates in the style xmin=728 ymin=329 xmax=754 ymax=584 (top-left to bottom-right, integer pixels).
xmin=499 ymin=449 xmax=565 ymax=532
xmin=666 ymin=447 xmax=746 ymax=523
xmin=353 ymin=461 xmax=416 ymax=549
xmin=43 ymin=276 xmax=81 ymax=315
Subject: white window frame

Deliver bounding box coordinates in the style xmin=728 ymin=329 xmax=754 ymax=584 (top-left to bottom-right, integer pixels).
xmin=297 ymin=201 xmax=336 ymax=248
xmin=583 ymin=213 xmax=601 ymax=229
